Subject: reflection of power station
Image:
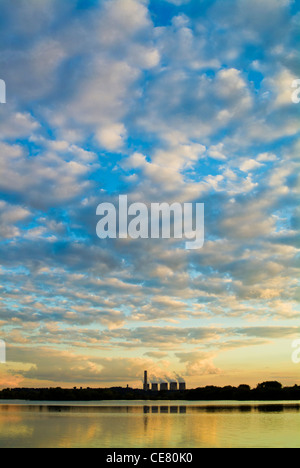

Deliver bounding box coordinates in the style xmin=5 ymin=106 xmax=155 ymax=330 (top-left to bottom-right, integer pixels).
xmin=143 ymin=406 xmax=187 ymax=414
xmin=143 ymin=370 xmax=186 ymax=391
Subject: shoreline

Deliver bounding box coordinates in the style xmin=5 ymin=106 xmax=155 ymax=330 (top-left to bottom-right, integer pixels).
xmin=1 ymin=383 xmax=300 ymax=402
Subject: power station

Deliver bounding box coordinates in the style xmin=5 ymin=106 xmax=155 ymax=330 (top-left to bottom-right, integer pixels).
xmin=143 ymin=370 xmax=186 ymax=391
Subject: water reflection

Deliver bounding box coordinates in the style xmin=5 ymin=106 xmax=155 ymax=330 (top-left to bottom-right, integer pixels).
xmin=0 ymin=402 xmax=299 ymax=448
xmin=143 ymin=405 xmax=186 ymax=414
xmin=0 ymin=403 xmax=298 ymax=414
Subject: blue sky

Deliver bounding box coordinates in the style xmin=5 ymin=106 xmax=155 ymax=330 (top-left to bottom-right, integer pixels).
xmin=0 ymin=0 xmax=299 ymax=388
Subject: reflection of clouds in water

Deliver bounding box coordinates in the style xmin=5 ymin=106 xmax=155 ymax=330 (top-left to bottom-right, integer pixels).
xmin=0 ymin=404 xmax=300 ymax=448
xmin=0 ymin=404 xmax=205 ymax=447
xmin=0 ymin=415 xmax=33 ymax=439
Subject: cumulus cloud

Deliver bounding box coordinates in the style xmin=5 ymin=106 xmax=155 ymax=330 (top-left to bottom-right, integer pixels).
xmin=0 ymin=201 xmax=31 ymax=239
xmin=176 ymin=351 xmax=221 ymax=376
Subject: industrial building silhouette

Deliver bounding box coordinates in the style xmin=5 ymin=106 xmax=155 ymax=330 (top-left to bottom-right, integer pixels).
xmin=143 ymin=370 xmax=186 ymax=392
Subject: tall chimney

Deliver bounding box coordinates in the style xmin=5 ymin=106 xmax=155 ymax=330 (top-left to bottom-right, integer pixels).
xmin=143 ymin=370 xmax=148 ymax=391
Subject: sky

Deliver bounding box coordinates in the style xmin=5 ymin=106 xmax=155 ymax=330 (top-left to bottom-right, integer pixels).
xmin=0 ymin=0 xmax=299 ymax=389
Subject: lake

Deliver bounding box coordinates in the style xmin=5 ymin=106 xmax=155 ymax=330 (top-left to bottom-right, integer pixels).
xmin=0 ymin=400 xmax=299 ymax=448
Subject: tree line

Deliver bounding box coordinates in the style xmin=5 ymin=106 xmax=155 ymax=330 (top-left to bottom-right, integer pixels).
xmin=1 ymin=381 xmax=300 ymax=401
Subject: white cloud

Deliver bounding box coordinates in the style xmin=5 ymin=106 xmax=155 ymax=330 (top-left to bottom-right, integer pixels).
xmin=0 ymin=109 xmax=40 ymax=139
xmin=208 ymin=143 xmax=227 ymax=161
xmin=266 ymin=68 xmax=298 ymax=108
xmin=163 ymin=0 xmax=190 ymax=5
xmin=257 ymin=152 xmax=278 ymax=162
xmin=0 ymin=142 xmax=95 ymax=208
xmin=96 ymin=123 xmax=127 ymax=151
xmin=239 ymin=159 xmax=263 ymax=173
xmin=0 ymin=201 xmax=31 ymax=239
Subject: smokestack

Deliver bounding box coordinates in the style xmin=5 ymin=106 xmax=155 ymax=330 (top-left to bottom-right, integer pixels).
xmin=179 ymin=382 xmax=186 ymax=391
xmin=143 ymin=370 xmax=148 ymax=391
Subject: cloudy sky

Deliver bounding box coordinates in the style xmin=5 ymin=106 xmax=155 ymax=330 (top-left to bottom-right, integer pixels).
xmin=0 ymin=0 xmax=299 ymax=389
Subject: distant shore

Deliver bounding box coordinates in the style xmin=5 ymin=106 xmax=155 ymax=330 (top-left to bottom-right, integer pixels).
xmin=1 ymin=381 xmax=300 ymax=401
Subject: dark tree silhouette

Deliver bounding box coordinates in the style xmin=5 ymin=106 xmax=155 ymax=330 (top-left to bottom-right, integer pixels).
xmin=257 ymin=381 xmax=282 ymax=390
xmin=1 ymin=381 xmax=300 ymax=401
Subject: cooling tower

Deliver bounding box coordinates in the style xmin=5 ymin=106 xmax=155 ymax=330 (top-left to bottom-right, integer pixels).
xmin=170 ymin=382 xmax=178 ymax=391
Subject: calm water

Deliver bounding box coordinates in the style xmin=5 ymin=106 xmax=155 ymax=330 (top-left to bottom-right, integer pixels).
xmin=0 ymin=400 xmax=299 ymax=448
